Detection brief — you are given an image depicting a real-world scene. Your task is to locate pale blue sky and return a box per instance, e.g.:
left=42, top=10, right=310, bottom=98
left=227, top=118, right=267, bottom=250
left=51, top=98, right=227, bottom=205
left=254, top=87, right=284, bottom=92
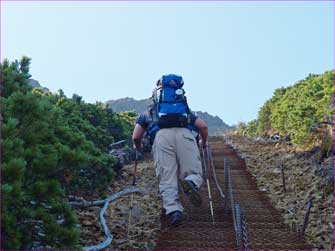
left=2, top=1, right=334, bottom=125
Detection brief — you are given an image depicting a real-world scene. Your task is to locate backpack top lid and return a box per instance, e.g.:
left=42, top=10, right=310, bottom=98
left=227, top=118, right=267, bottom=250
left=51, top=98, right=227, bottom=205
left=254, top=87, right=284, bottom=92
left=161, top=74, right=184, bottom=88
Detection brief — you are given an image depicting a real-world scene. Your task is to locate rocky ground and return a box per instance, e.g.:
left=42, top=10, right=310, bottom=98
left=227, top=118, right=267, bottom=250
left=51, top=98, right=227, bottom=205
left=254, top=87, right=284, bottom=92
left=228, top=135, right=334, bottom=250
left=73, top=158, right=162, bottom=250
left=72, top=136, right=333, bottom=250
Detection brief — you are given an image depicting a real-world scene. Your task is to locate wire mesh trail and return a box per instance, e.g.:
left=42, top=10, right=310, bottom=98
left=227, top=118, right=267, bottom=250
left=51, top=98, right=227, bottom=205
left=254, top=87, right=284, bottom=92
left=155, top=137, right=312, bottom=250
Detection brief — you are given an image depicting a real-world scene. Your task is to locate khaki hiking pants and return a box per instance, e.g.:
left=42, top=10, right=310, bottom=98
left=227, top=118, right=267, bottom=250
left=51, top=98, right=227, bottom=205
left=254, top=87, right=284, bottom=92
left=152, top=127, right=203, bottom=214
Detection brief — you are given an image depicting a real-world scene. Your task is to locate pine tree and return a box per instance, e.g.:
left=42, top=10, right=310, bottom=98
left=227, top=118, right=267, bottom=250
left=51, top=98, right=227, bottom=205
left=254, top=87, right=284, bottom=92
left=1, top=57, right=135, bottom=249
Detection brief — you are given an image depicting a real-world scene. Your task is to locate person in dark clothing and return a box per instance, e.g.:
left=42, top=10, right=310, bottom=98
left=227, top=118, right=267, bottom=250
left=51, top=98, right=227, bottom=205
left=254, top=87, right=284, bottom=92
left=132, top=74, right=208, bottom=226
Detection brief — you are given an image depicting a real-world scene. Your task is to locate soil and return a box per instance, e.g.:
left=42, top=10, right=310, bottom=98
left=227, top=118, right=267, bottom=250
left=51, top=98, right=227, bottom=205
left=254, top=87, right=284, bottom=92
left=74, top=159, right=162, bottom=250
left=228, top=135, right=334, bottom=250
left=73, top=135, right=334, bottom=250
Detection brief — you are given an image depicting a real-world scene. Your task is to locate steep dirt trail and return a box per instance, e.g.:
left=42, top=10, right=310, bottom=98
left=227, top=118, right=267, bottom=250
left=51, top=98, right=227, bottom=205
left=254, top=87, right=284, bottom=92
left=155, top=138, right=312, bottom=250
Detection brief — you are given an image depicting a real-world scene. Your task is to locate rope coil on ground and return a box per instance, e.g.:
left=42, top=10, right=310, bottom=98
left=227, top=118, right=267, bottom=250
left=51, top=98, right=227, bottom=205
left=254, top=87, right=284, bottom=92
left=70, top=186, right=141, bottom=251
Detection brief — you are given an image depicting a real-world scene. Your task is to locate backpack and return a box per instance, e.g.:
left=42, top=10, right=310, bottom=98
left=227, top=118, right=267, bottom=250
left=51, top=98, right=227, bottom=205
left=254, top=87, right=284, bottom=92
left=152, top=74, right=191, bottom=128
left=147, top=74, right=191, bottom=143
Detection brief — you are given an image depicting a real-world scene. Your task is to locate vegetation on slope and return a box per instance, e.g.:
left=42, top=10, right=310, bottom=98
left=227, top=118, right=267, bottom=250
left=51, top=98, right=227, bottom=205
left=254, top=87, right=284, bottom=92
left=237, top=70, right=334, bottom=152
left=1, top=57, right=136, bottom=249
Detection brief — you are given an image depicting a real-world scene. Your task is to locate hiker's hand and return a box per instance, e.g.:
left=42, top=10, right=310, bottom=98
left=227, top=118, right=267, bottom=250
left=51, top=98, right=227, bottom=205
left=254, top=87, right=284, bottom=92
left=133, top=143, right=141, bottom=151
left=199, top=139, right=208, bottom=148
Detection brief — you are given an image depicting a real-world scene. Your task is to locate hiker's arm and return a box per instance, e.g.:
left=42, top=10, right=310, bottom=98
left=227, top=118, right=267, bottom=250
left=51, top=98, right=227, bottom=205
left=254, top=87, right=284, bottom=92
left=195, top=118, right=208, bottom=145
left=132, top=124, right=145, bottom=150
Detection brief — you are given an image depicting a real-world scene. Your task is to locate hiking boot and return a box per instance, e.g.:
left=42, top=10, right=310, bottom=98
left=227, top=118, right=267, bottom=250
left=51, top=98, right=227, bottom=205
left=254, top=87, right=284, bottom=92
left=182, top=179, right=202, bottom=207
left=167, top=210, right=185, bottom=226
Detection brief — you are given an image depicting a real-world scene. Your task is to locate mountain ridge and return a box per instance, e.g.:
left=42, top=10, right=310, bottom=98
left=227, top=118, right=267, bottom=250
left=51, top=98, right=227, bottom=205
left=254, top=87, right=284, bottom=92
left=107, top=97, right=231, bottom=136
left=26, top=79, right=232, bottom=136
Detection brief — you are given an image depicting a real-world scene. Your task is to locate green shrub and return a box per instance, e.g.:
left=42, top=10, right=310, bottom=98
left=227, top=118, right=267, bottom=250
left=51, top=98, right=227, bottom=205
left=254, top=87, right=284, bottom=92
left=247, top=70, right=334, bottom=146
left=1, top=57, right=134, bottom=249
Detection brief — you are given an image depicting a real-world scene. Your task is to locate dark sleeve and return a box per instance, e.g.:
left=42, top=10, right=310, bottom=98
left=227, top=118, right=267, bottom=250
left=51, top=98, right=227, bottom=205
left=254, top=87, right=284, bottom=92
left=136, top=113, right=149, bottom=129
left=190, top=112, right=198, bottom=125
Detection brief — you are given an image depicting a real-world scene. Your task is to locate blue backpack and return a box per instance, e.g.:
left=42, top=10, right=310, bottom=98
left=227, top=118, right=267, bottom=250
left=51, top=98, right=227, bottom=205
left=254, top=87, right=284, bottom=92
left=147, top=74, right=191, bottom=142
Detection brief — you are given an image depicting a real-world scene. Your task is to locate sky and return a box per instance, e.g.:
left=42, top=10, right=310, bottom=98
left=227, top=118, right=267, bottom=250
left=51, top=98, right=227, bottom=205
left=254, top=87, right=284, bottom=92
left=2, top=1, right=334, bottom=125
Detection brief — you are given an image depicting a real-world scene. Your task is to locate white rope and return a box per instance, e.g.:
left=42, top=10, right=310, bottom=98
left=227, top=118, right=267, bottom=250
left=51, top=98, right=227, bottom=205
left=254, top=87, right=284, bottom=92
left=69, top=186, right=141, bottom=251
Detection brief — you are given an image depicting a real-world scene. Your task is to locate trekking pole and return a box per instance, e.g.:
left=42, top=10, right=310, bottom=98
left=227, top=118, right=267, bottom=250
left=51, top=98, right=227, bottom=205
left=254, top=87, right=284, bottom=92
left=127, top=150, right=138, bottom=237
left=208, top=144, right=225, bottom=200
left=201, top=144, right=215, bottom=224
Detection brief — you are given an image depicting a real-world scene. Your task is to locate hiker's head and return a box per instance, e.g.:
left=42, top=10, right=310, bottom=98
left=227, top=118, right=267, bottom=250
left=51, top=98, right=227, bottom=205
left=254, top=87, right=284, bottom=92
left=152, top=77, right=163, bottom=101
left=152, top=87, right=161, bottom=102
left=156, top=79, right=162, bottom=87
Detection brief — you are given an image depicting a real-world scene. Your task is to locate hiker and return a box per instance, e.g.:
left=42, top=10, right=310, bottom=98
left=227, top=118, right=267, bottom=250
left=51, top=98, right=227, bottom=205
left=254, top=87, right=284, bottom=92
left=132, top=74, right=208, bottom=226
